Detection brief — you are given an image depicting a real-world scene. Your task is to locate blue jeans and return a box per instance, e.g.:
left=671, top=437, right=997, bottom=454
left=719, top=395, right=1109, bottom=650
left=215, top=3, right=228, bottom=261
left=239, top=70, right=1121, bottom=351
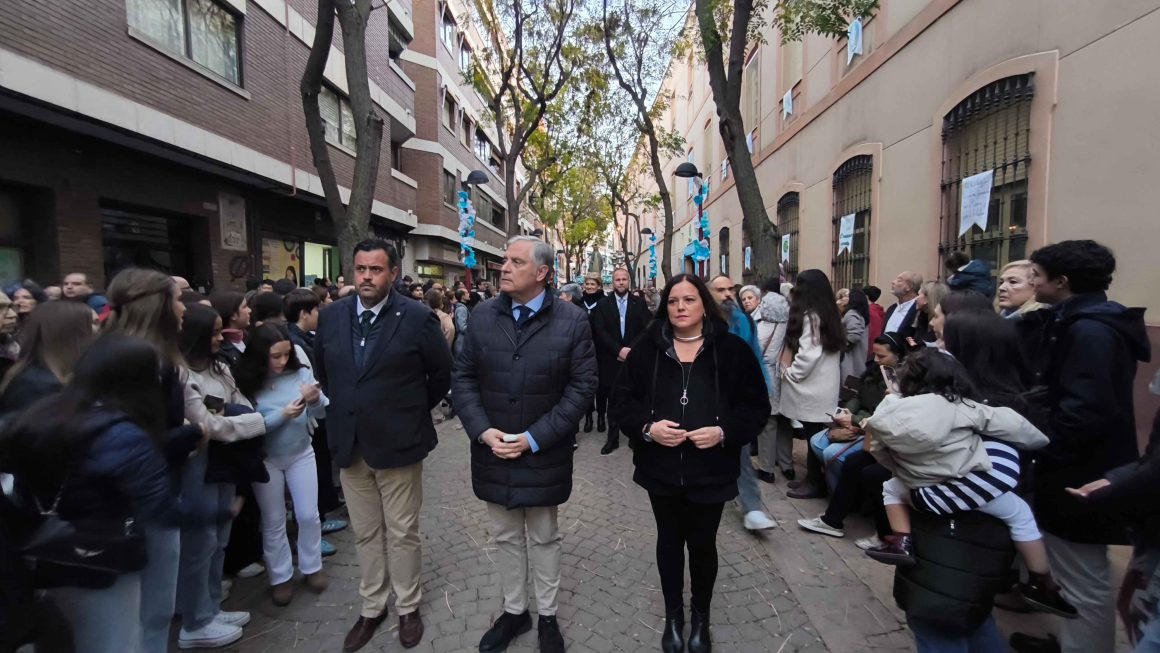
left=177, top=450, right=235, bottom=630
left=139, top=525, right=180, bottom=653
left=47, top=572, right=142, bottom=653
left=736, top=444, right=763, bottom=514
left=1139, top=615, right=1160, bottom=652
left=808, top=429, right=864, bottom=493
left=908, top=615, right=1007, bottom=653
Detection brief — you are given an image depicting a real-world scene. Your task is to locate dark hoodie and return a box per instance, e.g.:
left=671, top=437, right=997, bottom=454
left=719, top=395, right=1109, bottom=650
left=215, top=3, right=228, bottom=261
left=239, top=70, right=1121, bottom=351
left=947, top=259, right=996, bottom=298
left=1018, top=291, right=1151, bottom=543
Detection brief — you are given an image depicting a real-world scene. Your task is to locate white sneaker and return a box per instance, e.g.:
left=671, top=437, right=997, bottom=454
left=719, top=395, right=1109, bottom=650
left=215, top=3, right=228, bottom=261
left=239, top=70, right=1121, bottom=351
left=743, top=511, right=778, bottom=531
left=178, top=621, right=243, bottom=649
left=221, top=579, right=232, bottom=601
left=236, top=562, right=265, bottom=578
left=797, top=516, right=845, bottom=538
left=856, top=536, right=884, bottom=551
left=214, top=611, right=250, bottom=627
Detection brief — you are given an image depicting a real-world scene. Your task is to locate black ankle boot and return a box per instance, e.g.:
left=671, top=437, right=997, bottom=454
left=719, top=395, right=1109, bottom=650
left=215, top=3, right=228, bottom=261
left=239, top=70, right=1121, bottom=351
left=661, top=609, right=684, bottom=653
left=687, top=608, right=710, bottom=653
left=597, top=413, right=607, bottom=432
left=583, top=413, right=594, bottom=433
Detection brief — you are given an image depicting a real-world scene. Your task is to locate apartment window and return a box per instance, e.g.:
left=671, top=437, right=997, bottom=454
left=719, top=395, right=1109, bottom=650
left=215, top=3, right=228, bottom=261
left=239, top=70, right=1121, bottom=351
left=461, top=116, right=472, bottom=147
left=492, top=206, right=504, bottom=231
left=475, top=130, right=490, bottom=162
left=443, top=170, right=457, bottom=206
left=781, top=39, right=802, bottom=92
left=459, top=45, right=473, bottom=76
left=390, top=141, right=403, bottom=170
left=441, top=11, right=456, bottom=51
left=939, top=74, right=1034, bottom=273
left=742, top=53, right=759, bottom=129
left=319, top=86, right=357, bottom=150
left=443, top=95, right=456, bottom=130
left=475, top=193, right=492, bottom=225
left=776, top=192, right=800, bottom=281
left=831, top=155, right=873, bottom=290
left=127, top=0, right=241, bottom=85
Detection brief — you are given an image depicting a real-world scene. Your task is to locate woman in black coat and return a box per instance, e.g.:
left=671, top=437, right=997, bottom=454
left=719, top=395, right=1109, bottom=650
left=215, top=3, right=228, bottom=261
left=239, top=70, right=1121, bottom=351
left=611, top=274, right=769, bottom=653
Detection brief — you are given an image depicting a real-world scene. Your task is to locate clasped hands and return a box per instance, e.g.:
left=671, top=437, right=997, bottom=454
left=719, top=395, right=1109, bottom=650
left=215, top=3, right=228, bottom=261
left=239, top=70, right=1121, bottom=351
left=481, top=428, right=531, bottom=459
left=649, top=420, right=722, bottom=449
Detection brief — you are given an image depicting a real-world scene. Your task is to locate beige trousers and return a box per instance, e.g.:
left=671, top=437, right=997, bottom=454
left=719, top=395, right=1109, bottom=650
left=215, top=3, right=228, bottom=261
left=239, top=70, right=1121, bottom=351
left=486, top=503, right=562, bottom=616
left=340, top=456, right=423, bottom=617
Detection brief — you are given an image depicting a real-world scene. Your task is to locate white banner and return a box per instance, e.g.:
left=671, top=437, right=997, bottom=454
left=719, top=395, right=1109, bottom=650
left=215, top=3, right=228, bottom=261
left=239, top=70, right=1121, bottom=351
left=959, top=170, right=994, bottom=236
left=744, top=246, right=752, bottom=271
left=847, top=19, right=863, bottom=64
left=781, top=234, right=791, bottom=262
left=837, top=214, right=856, bottom=255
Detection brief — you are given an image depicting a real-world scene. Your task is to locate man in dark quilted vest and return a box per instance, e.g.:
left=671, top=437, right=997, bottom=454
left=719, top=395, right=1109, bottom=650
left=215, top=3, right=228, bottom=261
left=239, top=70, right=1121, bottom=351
left=452, top=236, right=597, bottom=653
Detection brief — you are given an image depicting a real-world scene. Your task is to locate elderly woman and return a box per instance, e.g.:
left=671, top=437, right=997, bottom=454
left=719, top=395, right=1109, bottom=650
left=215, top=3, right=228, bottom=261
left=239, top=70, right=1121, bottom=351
left=997, top=260, right=1045, bottom=319
left=557, top=283, right=583, bottom=304
left=744, top=281, right=791, bottom=484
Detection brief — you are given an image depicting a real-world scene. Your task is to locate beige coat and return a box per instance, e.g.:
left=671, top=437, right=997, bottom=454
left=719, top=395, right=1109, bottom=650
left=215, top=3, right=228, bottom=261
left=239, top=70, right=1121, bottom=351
left=779, top=313, right=841, bottom=423
left=865, top=393, right=1048, bottom=487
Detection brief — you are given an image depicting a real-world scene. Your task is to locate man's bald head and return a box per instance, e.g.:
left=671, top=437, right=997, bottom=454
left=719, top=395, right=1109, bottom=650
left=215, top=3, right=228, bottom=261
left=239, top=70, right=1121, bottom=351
left=890, top=271, right=923, bottom=300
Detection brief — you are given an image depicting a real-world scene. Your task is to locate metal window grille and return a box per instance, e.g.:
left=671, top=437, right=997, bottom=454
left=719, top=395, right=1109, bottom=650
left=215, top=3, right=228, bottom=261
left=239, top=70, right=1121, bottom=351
left=776, top=192, right=800, bottom=281
left=831, top=156, right=873, bottom=290
left=939, top=74, right=1033, bottom=274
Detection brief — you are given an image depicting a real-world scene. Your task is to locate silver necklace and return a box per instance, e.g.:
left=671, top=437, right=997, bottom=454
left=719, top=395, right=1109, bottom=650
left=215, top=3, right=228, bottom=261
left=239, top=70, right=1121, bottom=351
left=674, top=333, right=704, bottom=342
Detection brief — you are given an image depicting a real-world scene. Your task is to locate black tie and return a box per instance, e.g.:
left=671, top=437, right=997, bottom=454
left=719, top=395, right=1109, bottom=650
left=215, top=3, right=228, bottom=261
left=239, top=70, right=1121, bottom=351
left=359, top=310, right=374, bottom=342
left=514, top=305, right=530, bottom=328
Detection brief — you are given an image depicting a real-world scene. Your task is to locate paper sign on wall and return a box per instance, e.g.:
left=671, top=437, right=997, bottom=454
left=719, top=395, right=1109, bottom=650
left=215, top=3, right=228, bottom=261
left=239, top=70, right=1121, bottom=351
left=744, top=246, right=752, bottom=271
left=219, top=192, right=248, bottom=251
left=721, top=158, right=729, bottom=179
left=958, top=170, right=994, bottom=236
left=781, top=234, right=791, bottom=262
left=783, top=89, right=793, bottom=118
left=847, top=19, right=863, bottom=65
left=837, top=214, right=856, bottom=255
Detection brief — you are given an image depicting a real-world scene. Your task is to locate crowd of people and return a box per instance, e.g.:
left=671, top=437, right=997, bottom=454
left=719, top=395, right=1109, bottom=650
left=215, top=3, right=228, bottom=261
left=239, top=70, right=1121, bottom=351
left=0, top=236, right=1154, bottom=653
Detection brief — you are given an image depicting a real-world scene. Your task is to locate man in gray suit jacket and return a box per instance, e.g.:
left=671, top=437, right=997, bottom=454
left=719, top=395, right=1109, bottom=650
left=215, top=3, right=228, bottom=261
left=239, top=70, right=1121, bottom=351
left=314, top=239, right=452, bottom=652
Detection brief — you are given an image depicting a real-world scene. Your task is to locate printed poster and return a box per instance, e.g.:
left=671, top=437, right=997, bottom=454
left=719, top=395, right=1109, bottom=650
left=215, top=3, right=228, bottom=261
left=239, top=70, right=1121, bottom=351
left=781, top=234, right=791, bottom=262
left=262, top=237, right=301, bottom=286
left=837, top=214, right=855, bottom=255
left=218, top=192, right=247, bottom=251
left=959, top=170, right=994, bottom=236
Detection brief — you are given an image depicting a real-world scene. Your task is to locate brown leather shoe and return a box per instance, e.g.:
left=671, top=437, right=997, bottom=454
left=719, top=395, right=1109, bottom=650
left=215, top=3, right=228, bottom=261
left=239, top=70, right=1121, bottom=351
left=304, top=569, right=329, bottom=594
left=343, top=613, right=386, bottom=652
left=271, top=580, right=293, bottom=606
left=398, top=610, right=424, bottom=648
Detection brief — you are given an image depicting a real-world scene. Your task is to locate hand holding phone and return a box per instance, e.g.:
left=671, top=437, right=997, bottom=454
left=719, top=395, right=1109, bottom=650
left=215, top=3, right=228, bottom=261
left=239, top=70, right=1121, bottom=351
left=502, top=433, right=521, bottom=443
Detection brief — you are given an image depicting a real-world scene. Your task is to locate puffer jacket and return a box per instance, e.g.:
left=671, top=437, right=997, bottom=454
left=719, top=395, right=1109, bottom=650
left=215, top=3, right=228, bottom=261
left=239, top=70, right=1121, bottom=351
left=865, top=393, right=1047, bottom=487
left=947, top=259, right=996, bottom=298
left=453, top=292, right=598, bottom=508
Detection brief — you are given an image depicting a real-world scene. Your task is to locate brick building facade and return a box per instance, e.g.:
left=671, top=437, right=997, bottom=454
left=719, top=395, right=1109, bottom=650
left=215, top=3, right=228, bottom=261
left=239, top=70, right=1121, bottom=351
left=0, top=0, right=419, bottom=291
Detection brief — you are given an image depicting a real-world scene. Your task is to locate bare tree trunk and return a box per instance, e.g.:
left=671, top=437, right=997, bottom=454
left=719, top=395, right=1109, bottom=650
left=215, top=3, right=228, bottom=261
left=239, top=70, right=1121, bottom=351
left=301, top=0, right=384, bottom=281
left=694, top=0, right=779, bottom=284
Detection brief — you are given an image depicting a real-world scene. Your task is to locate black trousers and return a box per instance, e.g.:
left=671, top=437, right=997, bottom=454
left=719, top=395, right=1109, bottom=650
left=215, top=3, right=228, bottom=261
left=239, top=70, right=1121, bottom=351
left=312, top=420, right=341, bottom=518
left=223, top=482, right=263, bottom=575
left=783, top=419, right=828, bottom=491
left=648, top=493, right=725, bottom=614
left=821, top=449, right=892, bottom=536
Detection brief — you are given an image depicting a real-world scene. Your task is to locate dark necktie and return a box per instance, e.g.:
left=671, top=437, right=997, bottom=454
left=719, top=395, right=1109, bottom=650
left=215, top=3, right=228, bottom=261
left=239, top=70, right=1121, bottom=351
left=514, top=305, right=530, bottom=328
left=358, top=310, right=374, bottom=346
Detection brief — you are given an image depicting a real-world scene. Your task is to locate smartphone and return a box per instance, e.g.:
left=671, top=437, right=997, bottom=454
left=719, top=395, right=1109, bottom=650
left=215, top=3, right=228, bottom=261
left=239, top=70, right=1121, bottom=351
left=203, top=395, right=225, bottom=413
left=502, top=434, right=521, bottom=443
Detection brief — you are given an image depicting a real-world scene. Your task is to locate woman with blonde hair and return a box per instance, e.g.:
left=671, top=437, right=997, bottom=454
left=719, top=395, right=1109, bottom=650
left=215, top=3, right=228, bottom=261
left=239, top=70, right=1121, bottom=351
left=997, top=260, right=1046, bottom=319
left=913, top=281, right=949, bottom=344
left=104, top=268, right=266, bottom=652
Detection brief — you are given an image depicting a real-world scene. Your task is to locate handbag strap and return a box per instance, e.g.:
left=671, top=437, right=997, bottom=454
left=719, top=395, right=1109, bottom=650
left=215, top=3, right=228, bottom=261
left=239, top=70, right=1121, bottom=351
left=824, top=438, right=864, bottom=469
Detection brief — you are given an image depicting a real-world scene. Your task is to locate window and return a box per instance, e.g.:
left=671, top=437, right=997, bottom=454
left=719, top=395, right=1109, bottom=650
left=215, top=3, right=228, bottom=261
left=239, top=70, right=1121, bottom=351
left=388, top=20, right=408, bottom=59
left=719, top=226, right=730, bottom=278
left=475, top=193, right=492, bottom=225
left=939, top=74, right=1034, bottom=273
left=128, top=0, right=241, bottom=85
left=742, top=54, right=759, bottom=129
left=781, top=39, right=802, bottom=91
left=475, top=130, right=490, bottom=162
left=459, top=45, right=473, bottom=76
left=441, top=11, right=456, bottom=51
left=319, top=86, right=357, bottom=149
left=443, top=171, right=457, bottom=206
left=461, top=115, right=472, bottom=147
left=492, top=206, right=504, bottom=230
left=391, top=141, right=403, bottom=170
left=777, top=192, right=800, bottom=281
left=831, top=155, right=873, bottom=290
left=443, top=95, right=456, bottom=131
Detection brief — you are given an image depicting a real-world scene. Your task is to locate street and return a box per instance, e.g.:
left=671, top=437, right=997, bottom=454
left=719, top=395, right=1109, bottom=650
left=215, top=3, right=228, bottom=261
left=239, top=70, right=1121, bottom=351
left=193, top=416, right=1124, bottom=653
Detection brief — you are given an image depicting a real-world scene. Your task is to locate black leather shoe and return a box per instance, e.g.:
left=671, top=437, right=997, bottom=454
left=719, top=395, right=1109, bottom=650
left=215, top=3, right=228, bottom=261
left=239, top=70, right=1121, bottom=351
left=479, top=611, right=531, bottom=652
left=687, top=607, right=710, bottom=653
left=597, top=414, right=607, bottom=432
left=781, top=467, right=796, bottom=481
left=1009, top=632, right=1061, bottom=653
left=583, top=414, right=593, bottom=433
left=661, top=609, right=684, bottom=653
left=756, top=470, right=777, bottom=484
left=600, top=443, right=618, bottom=455
left=537, top=615, right=565, bottom=653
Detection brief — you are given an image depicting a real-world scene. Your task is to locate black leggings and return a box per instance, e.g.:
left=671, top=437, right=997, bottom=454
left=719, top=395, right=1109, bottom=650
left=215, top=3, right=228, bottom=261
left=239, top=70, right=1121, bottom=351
left=785, top=419, right=829, bottom=491
left=648, top=493, right=725, bottom=614
left=821, top=449, right=892, bottom=536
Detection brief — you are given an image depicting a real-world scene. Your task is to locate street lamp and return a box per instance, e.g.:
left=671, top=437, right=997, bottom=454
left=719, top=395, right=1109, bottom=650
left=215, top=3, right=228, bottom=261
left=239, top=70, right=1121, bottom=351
left=674, top=163, right=709, bottom=278
left=460, top=170, right=488, bottom=292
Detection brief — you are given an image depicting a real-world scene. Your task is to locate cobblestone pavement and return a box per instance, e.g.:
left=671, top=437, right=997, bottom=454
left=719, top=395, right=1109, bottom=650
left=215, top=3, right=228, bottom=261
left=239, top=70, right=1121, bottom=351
left=185, top=417, right=1051, bottom=653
